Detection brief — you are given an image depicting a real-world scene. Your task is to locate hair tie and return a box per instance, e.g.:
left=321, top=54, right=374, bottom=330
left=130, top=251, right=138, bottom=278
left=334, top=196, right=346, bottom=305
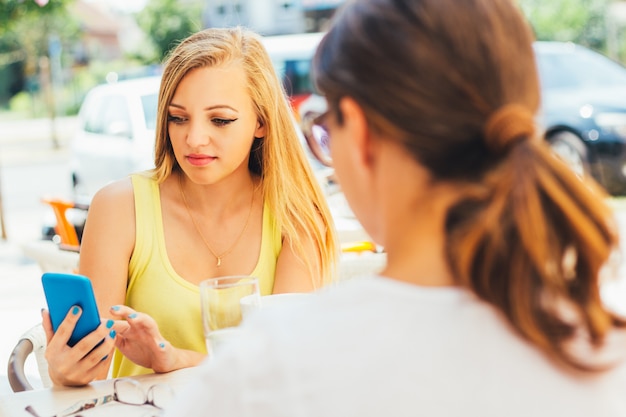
left=484, top=104, right=536, bottom=154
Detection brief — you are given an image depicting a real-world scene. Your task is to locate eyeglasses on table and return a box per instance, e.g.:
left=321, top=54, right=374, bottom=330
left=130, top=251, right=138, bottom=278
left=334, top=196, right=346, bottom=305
left=25, top=377, right=175, bottom=417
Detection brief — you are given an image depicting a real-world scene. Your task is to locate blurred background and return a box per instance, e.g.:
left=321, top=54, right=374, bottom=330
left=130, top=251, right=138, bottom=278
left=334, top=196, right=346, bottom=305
left=0, top=0, right=340, bottom=123
left=3, top=0, right=626, bottom=125
left=3, top=0, right=626, bottom=395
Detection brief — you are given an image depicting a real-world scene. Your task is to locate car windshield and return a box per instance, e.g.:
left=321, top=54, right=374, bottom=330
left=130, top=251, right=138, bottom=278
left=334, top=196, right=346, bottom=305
left=141, top=93, right=158, bottom=130
left=272, top=58, right=317, bottom=97
left=536, top=46, right=626, bottom=90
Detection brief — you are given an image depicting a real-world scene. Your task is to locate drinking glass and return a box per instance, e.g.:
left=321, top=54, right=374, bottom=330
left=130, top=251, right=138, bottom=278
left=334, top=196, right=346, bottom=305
left=199, top=275, right=260, bottom=355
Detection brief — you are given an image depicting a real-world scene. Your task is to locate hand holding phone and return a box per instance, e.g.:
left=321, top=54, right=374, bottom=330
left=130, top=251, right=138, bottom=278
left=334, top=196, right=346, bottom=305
left=41, top=272, right=101, bottom=347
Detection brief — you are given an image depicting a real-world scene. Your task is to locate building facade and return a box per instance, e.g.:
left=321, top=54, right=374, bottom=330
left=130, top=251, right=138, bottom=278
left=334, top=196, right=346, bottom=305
left=202, top=0, right=344, bottom=35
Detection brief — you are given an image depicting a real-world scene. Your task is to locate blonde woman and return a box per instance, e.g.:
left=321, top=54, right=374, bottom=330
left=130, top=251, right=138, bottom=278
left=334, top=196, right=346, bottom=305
left=42, top=27, right=338, bottom=386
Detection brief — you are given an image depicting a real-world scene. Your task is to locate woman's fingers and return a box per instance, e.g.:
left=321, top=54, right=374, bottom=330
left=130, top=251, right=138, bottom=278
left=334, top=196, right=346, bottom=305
left=41, top=309, right=54, bottom=343
left=112, top=319, right=130, bottom=334
left=43, top=309, right=119, bottom=386
left=49, top=307, right=114, bottom=353
left=48, top=305, right=83, bottom=347
left=72, top=318, right=116, bottom=355
left=109, top=304, right=138, bottom=319
left=108, top=305, right=174, bottom=371
left=110, top=305, right=158, bottom=332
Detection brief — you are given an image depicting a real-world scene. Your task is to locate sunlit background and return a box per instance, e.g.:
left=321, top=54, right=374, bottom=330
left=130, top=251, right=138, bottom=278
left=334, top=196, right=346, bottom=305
left=2, top=0, right=626, bottom=396
left=0, top=0, right=625, bottom=123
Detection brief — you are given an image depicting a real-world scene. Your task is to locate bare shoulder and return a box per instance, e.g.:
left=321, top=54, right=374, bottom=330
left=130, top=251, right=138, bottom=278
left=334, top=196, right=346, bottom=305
left=85, top=177, right=136, bottom=234
left=89, top=177, right=135, bottom=213
left=81, top=177, right=136, bottom=260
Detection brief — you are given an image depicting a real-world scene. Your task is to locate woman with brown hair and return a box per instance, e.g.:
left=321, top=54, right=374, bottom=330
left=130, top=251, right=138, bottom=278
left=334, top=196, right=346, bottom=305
left=168, top=0, right=626, bottom=415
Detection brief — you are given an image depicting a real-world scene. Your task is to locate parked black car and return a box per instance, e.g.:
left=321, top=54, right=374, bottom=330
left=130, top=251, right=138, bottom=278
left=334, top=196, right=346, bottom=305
left=536, top=41, right=626, bottom=195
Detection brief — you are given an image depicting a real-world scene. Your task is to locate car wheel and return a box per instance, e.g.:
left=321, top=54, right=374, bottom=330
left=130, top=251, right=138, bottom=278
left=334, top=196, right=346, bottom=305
left=547, top=131, right=590, bottom=178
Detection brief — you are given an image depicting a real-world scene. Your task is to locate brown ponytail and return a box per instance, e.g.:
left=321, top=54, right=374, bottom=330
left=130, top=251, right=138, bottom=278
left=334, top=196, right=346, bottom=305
left=446, top=123, right=623, bottom=370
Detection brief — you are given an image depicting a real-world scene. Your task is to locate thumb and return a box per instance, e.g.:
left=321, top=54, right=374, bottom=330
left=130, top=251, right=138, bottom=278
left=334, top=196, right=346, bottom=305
left=41, top=308, right=54, bottom=343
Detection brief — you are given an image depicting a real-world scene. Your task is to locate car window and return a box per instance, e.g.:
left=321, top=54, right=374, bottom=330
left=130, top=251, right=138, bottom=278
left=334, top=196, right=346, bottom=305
left=537, top=47, right=626, bottom=90
left=141, top=93, right=158, bottom=130
left=83, top=94, right=132, bottom=137
left=275, top=59, right=316, bottom=97
left=101, top=95, right=132, bottom=137
left=83, top=95, right=106, bottom=134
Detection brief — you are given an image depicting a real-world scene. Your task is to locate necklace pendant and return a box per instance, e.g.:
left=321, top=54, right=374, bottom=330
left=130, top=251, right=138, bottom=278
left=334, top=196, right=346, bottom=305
left=216, top=257, right=222, bottom=267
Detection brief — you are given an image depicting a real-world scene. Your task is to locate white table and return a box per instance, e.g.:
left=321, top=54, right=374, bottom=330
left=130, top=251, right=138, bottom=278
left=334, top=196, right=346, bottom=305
left=20, top=241, right=79, bottom=274
left=0, top=367, right=200, bottom=417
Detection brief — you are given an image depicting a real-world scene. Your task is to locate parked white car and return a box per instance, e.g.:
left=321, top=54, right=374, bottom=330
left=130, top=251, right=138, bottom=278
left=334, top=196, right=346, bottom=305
left=70, top=76, right=161, bottom=203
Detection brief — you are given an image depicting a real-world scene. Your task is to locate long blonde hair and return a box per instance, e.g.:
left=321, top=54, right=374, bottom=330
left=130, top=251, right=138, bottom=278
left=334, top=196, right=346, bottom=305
left=153, top=27, right=338, bottom=287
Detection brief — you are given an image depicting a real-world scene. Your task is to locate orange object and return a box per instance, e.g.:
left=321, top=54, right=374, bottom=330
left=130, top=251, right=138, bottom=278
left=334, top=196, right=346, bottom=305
left=41, top=198, right=81, bottom=248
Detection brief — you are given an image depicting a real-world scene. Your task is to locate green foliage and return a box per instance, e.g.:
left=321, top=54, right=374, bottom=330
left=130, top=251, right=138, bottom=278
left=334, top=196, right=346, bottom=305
left=0, top=0, right=70, bottom=35
left=135, top=0, right=204, bottom=62
left=0, top=0, right=79, bottom=78
left=9, top=91, right=40, bottom=116
left=10, top=9, right=80, bottom=76
left=518, top=0, right=611, bottom=50
left=0, top=0, right=79, bottom=112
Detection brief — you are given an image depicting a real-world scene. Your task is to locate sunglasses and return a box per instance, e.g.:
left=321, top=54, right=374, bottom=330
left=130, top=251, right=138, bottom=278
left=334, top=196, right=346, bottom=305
left=302, top=111, right=333, bottom=167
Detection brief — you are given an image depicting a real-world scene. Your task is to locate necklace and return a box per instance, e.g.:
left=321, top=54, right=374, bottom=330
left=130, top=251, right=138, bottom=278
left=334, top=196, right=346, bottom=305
left=178, top=174, right=254, bottom=267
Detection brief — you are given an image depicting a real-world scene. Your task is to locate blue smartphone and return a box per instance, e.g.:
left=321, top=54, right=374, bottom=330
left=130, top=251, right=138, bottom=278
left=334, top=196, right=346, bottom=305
left=41, top=272, right=101, bottom=347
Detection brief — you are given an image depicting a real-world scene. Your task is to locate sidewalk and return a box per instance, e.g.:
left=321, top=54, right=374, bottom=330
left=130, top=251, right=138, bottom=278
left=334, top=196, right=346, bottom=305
left=0, top=116, right=76, bottom=395
left=0, top=116, right=74, bottom=167
left=0, top=241, right=47, bottom=395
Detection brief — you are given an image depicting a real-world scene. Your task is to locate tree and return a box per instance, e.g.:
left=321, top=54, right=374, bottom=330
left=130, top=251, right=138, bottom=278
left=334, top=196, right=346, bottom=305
left=135, top=0, right=204, bottom=62
left=0, top=0, right=77, bottom=86
left=0, top=0, right=70, bottom=35
left=518, top=0, right=611, bottom=50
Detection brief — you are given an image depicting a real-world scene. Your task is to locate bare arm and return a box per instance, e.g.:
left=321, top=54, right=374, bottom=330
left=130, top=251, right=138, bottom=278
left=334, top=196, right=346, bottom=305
left=79, top=178, right=136, bottom=320
left=272, top=229, right=322, bottom=293
left=43, top=179, right=135, bottom=385
left=79, top=179, right=136, bottom=380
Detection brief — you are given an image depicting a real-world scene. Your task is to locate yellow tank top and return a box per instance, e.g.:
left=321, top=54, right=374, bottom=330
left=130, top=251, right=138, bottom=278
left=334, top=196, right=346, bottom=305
left=112, top=172, right=282, bottom=377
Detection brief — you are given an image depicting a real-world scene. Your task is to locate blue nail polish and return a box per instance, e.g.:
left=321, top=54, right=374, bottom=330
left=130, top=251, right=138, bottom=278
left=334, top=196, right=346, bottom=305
left=111, top=306, right=120, bottom=311
left=72, top=306, right=80, bottom=315
left=109, top=330, right=116, bottom=338
left=106, top=319, right=114, bottom=329
left=129, top=313, right=137, bottom=319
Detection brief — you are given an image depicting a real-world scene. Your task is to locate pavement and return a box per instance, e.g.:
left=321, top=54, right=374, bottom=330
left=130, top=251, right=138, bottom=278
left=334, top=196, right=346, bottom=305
left=0, top=115, right=625, bottom=397
left=0, top=116, right=76, bottom=395
left=0, top=242, right=47, bottom=394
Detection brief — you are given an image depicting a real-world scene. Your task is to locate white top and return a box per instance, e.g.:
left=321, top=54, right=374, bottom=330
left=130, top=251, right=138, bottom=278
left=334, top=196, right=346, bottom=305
left=166, top=276, right=626, bottom=417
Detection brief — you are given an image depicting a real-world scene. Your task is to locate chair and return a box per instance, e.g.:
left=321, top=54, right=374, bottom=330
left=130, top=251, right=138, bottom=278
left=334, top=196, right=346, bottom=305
left=7, top=324, right=52, bottom=392
left=20, top=240, right=80, bottom=274
left=41, top=197, right=89, bottom=251
left=20, top=197, right=84, bottom=274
